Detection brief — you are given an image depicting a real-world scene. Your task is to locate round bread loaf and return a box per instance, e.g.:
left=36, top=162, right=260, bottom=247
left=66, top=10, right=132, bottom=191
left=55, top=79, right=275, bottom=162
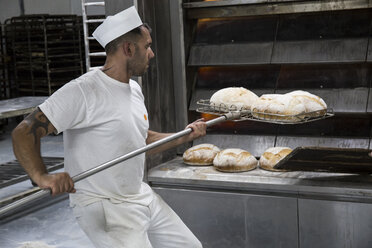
left=286, top=90, right=327, bottom=117
left=213, top=148, right=257, bottom=172
left=251, top=90, right=327, bottom=122
left=183, top=143, right=220, bottom=166
left=259, top=147, right=292, bottom=172
left=210, top=87, right=258, bottom=111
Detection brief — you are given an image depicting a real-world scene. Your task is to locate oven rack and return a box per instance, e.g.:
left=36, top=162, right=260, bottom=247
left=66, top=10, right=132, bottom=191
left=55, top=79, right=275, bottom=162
left=196, top=99, right=334, bottom=124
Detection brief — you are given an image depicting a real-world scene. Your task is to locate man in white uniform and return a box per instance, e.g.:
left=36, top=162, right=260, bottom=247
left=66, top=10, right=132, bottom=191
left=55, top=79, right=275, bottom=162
left=12, top=6, right=205, bottom=248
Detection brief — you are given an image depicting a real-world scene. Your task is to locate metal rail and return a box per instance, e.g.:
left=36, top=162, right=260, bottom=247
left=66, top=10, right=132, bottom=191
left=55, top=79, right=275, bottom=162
left=185, top=0, right=372, bottom=19
left=0, top=157, right=64, bottom=189
left=183, top=0, right=371, bottom=9
left=0, top=96, right=47, bottom=119
left=0, top=113, right=244, bottom=218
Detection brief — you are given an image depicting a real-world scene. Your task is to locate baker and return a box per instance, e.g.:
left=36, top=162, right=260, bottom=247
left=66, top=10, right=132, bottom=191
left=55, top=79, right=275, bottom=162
left=12, top=6, right=205, bottom=248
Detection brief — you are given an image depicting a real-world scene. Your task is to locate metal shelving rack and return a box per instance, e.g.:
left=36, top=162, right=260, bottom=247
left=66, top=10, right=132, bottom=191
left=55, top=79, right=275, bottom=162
left=0, top=23, right=8, bottom=132
left=0, top=23, right=8, bottom=100
left=3, top=21, right=14, bottom=99
left=4, top=15, right=83, bottom=96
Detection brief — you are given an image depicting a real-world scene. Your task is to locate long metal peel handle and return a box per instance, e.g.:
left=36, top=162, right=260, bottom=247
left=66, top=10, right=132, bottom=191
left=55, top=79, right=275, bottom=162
left=0, top=115, right=230, bottom=218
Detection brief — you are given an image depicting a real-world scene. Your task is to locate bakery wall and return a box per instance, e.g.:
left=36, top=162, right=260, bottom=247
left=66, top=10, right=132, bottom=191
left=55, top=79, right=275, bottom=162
left=140, top=0, right=189, bottom=170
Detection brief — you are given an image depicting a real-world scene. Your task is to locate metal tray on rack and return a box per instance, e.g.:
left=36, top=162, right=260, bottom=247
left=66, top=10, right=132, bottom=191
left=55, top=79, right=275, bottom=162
left=196, top=99, right=334, bottom=124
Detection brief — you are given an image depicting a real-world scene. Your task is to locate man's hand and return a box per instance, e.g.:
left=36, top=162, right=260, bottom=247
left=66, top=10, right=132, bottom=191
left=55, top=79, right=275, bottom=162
left=185, top=118, right=207, bottom=142
left=35, top=172, right=76, bottom=196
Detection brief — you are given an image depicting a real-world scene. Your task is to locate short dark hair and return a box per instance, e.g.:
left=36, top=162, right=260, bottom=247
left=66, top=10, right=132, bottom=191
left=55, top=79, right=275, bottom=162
left=105, top=23, right=152, bottom=55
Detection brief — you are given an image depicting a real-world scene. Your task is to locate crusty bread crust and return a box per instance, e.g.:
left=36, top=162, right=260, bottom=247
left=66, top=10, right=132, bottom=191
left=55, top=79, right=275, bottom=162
left=213, top=148, right=258, bottom=172
left=259, top=147, right=292, bottom=172
left=210, top=87, right=258, bottom=111
left=251, top=91, right=327, bottom=122
left=183, top=144, right=220, bottom=166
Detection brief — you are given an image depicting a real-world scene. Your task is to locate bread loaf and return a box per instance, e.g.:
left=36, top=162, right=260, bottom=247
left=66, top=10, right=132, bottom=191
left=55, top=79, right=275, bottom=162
left=259, top=147, right=292, bottom=172
left=183, top=143, right=220, bottom=166
left=251, top=90, right=327, bottom=122
left=213, top=148, right=257, bottom=172
left=210, top=87, right=258, bottom=111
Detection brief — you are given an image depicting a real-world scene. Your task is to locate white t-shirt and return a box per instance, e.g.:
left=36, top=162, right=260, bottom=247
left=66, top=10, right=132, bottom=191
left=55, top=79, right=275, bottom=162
left=39, top=69, right=153, bottom=206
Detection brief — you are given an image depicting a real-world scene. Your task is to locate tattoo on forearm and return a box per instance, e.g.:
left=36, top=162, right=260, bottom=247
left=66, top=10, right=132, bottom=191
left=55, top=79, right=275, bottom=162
left=26, top=109, right=51, bottom=144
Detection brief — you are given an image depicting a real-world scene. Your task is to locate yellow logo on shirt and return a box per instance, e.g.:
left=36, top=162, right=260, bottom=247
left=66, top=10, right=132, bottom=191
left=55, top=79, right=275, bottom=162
left=144, top=114, right=147, bottom=121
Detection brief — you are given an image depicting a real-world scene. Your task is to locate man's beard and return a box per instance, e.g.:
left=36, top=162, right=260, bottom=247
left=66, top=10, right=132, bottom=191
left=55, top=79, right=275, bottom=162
left=129, top=57, right=148, bottom=76
left=131, top=66, right=148, bottom=77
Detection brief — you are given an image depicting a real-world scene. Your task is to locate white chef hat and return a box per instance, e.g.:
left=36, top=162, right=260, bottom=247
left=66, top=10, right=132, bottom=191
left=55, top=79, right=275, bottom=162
left=92, top=6, right=143, bottom=48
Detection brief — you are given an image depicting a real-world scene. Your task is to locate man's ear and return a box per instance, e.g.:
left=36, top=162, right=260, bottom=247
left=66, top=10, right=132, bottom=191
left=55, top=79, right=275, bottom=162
left=122, top=42, right=134, bottom=57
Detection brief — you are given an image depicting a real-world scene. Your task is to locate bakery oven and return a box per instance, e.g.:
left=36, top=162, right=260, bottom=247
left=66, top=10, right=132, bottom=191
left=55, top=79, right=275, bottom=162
left=107, top=1, right=372, bottom=247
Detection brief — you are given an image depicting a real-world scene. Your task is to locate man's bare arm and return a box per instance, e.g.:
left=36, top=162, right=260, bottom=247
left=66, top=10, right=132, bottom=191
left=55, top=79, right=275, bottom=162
left=12, top=108, right=75, bottom=195
left=146, top=119, right=206, bottom=155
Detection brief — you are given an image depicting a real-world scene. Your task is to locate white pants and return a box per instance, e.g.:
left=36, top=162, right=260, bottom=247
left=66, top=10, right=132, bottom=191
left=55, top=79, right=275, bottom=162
left=72, top=193, right=203, bottom=248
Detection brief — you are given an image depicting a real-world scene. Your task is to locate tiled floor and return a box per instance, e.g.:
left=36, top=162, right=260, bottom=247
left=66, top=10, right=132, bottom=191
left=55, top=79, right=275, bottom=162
left=0, top=119, right=93, bottom=248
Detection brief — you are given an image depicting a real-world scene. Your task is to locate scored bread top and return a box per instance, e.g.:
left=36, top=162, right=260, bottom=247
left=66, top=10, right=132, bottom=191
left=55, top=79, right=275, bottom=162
left=210, top=87, right=258, bottom=110
left=251, top=90, right=327, bottom=119
left=251, top=94, right=306, bottom=116
left=183, top=143, right=220, bottom=165
left=213, top=148, right=257, bottom=167
left=286, top=90, right=327, bottom=112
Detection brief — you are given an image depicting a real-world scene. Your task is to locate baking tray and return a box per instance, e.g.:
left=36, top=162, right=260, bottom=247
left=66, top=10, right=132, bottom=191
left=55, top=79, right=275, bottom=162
left=274, top=147, right=372, bottom=173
